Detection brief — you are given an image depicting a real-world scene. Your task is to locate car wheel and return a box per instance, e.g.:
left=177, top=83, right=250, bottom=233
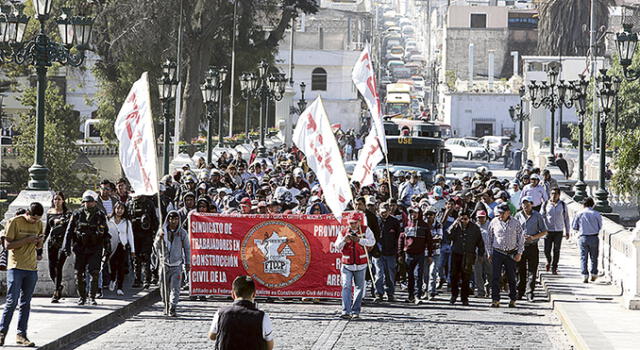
left=490, top=151, right=498, bottom=161
left=467, top=152, right=473, bottom=161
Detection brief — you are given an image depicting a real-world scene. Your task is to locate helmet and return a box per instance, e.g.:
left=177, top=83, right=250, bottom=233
left=393, top=170, right=405, bottom=178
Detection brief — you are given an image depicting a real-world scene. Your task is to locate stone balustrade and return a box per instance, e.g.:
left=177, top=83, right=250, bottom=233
left=583, top=180, right=640, bottom=221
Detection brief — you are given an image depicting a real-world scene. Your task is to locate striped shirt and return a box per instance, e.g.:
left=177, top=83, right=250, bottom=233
left=486, top=216, right=525, bottom=257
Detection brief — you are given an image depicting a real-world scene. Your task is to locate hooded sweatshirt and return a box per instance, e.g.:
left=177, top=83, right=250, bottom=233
left=398, top=212, right=433, bottom=257
left=154, top=210, right=191, bottom=267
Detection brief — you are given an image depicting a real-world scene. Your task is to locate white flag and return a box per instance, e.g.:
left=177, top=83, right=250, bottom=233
left=351, top=45, right=386, bottom=186
left=114, top=72, right=159, bottom=196
left=293, top=97, right=353, bottom=219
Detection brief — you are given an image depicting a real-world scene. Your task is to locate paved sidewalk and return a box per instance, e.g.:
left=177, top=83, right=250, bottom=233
left=539, top=236, right=640, bottom=350
left=0, top=287, right=158, bottom=349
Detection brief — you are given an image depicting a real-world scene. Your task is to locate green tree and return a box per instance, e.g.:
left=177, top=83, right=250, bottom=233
left=11, top=82, right=97, bottom=195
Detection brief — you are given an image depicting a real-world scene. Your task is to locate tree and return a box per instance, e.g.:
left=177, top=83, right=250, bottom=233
left=11, top=82, right=97, bottom=196
left=90, top=0, right=319, bottom=143
left=537, top=0, right=613, bottom=56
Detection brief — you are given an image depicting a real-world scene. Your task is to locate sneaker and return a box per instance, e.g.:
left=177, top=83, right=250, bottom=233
left=490, top=301, right=500, bottom=308
left=169, top=308, right=177, bottom=317
left=387, top=295, right=395, bottom=302
left=0, top=331, right=5, bottom=346
left=462, top=300, right=469, bottom=306
left=552, top=269, right=558, bottom=275
left=583, top=276, right=589, bottom=283
left=117, top=289, right=125, bottom=296
left=449, top=299, right=456, bottom=305
left=590, top=275, right=598, bottom=282
left=51, top=290, right=60, bottom=304
left=143, top=283, right=150, bottom=290
left=414, top=298, right=422, bottom=305
left=373, top=295, right=382, bottom=303
left=77, top=298, right=86, bottom=305
left=350, top=314, right=360, bottom=319
left=405, top=297, right=415, bottom=303
left=527, top=294, right=534, bottom=302
left=545, top=263, right=550, bottom=272
left=509, top=300, right=517, bottom=308
left=15, top=334, right=35, bottom=347
left=89, top=297, right=98, bottom=306
left=109, top=281, right=116, bottom=292
left=339, top=313, right=351, bottom=320
left=437, top=280, right=444, bottom=289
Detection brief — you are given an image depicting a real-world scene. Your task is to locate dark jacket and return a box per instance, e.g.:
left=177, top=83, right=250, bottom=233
left=398, top=213, right=434, bottom=257
left=377, top=215, right=401, bottom=256
left=63, top=207, right=110, bottom=255
left=214, top=300, right=266, bottom=350
left=448, top=220, right=484, bottom=256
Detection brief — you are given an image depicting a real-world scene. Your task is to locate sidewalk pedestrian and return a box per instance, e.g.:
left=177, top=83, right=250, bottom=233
left=107, top=201, right=135, bottom=296
left=448, top=210, right=484, bottom=305
left=154, top=210, right=191, bottom=316
left=571, top=197, right=603, bottom=283
left=0, top=202, right=45, bottom=347
left=208, top=276, right=274, bottom=350
left=473, top=210, right=492, bottom=298
left=515, top=196, right=548, bottom=302
left=520, top=174, right=548, bottom=212
left=541, top=188, right=570, bottom=275
left=487, top=203, right=524, bottom=308
left=43, top=192, right=71, bottom=303
left=398, top=207, right=433, bottom=304
left=335, top=215, right=375, bottom=318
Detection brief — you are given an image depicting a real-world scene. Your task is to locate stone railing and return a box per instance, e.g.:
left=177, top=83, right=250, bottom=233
left=561, top=193, right=640, bottom=309
left=584, top=180, right=640, bottom=221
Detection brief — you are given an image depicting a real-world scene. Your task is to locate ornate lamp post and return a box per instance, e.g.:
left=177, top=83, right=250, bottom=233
left=201, top=67, right=220, bottom=163
left=252, top=60, right=287, bottom=158
left=297, top=81, right=307, bottom=112
left=528, top=64, right=575, bottom=167
left=240, top=72, right=258, bottom=143
left=615, top=24, right=639, bottom=81
left=0, top=2, right=93, bottom=190
left=214, top=67, right=227, bottom=148
left=157, top=60, right=179, bottom=175
left=508, top=86, right=529, bottom=143
left=592, top=69, right=619, bottom=213
left=571, top=75, right=589, bottom=202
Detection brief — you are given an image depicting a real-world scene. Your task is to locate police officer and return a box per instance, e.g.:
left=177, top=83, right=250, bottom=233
left=127, top=194, right=159, bottom=289
left=63, top=193, right=110, bottom=305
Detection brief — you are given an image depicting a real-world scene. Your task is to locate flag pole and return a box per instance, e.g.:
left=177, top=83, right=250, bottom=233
left=156, top=193, right=170, bottom=316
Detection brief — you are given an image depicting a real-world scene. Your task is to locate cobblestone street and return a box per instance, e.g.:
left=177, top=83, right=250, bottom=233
left=68, top=288, right=572, bottom=350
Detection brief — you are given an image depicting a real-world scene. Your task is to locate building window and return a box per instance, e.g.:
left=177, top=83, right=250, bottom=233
left=470, top=14, right=487, bottom=29
left=311, top=67, right=327, bottom=91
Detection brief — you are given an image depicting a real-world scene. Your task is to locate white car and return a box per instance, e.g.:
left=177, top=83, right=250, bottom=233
left=411, top=76, right=425, bottom=89
left=445, top=138, right=486, bottom=160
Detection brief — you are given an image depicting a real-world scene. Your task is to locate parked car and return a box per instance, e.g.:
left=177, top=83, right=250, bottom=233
left=477, top=136, right=511, bottom=160
left=411, top=75, right=425, bottom=89
left=445, top=138, right=486, bottom=160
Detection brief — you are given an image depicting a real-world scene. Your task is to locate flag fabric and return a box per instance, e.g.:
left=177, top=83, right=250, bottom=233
left=351, top=44, right=387, bottom=186
left=114, top=72, right=159, bottom=196
left=293, top=97, right=353, bottom=219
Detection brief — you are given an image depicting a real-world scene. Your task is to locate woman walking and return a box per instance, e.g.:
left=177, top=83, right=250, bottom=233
left=43, top=192, right=71, bottom=303
left=107, top=202, right=135, bottom=296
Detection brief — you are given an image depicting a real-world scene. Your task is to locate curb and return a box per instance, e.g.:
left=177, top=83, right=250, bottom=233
left=37, top=288, right=160, bottom=350
left=539, top=274, right=587, bottom=350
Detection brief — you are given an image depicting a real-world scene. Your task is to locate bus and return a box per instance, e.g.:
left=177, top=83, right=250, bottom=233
left=385, top=83, right=412, bottom=118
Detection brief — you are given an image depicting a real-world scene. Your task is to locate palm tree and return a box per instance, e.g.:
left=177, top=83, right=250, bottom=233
left=537, top=0, right=613, bottom=56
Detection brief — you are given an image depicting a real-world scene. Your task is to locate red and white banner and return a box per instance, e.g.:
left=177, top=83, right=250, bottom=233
left=188, top=213, right=363, bottom=298
left=351, top=45, right=387, bottom=186
left=293, top=97, right=353, bottom=219
left=114, top=72, right=159, bottom=196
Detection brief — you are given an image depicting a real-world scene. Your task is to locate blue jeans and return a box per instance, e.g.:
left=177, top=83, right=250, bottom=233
left=341, top=267, right=366, bottom=315
left=405, top=253, right=425, bottom=298
left=491, top=250, right=517, bottom=302
left=440, top=244, right=452, bottom=283
left=579, top=235, right=599, bottom=276
left=428, top=252, right=442, bottom=295
left=372, top=256, right=396, bottom=297
left=0, top=269, right=38, bottom=335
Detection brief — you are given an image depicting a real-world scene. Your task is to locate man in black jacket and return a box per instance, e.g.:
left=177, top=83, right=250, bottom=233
left=372, top=205, right=401, bottom=302
left=448, top=210, right=484, bottom=305
left=208, top=276, right=274, bottom=350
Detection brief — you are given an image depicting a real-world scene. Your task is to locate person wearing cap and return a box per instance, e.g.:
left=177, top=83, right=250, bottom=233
left=508, top=182, right=522, bottom=209
left=398, top=207, right=433, bottom=304
left=372, top=205, right=401, bottom=302
left=154, top=210, right=190, bottom=316
left=398, top=173, right=419, bottom=207
left=541, top=187, right=570, bottom=275
left=292, top=168, right=310, bottom=191
left=63, top=193, right=110, bottom=306
left=239, top=197, right=252, bottom=214
left=256, top=201, right=268, bottom=214
left=335, top=215, right=375, bottom=319
left=447, top=210, right=484, bottom=305
left=571, top=197, right=602, bottom=283
left=473, top=210, right=492, bottom=298
left=514, top=196, right=548, bottom=301
left=473, top=190, right=496, bottom=220
left=520, top=174, right=548, bottom=212
left=494, top=191, right=516, bottom=215
left=486, top=202, right=524, bottom=308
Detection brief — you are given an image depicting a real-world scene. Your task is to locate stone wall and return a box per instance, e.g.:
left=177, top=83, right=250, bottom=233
left=444, top=28, right=509, bottom=81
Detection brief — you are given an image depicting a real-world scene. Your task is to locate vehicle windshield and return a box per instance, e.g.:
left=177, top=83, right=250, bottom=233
left=386, top=103, right=410, bottom=115
left=466, top=141, right=480, bottom=147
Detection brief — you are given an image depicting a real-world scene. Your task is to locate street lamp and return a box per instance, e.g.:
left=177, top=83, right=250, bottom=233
left=297, top=82, right=307, bottom=112
left=249, top=60, right=287, bottom=158
left=214, top=67, right=227, bottom=148
left=528, top=63, right=575, bottom=167
left=571, top=74, right=589, bottom=202
left=592, top=69, right=620, bottom=213
left=509, top=86, right=530, bottom=143
left=158, top=59, right=179, bottom=175
left=615, top=24, right=640, bottom=81
left=0, top=3, right=93, bottom=190
left=240, top=72, right=258, bottom=143
left=201, top=67, right=220, bottom=163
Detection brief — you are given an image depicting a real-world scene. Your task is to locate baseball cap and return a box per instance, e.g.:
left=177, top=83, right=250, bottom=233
left=530, top=174, right=541, bottom=180
left=240, top=197, right=251, bottom=205
left=81, top=195, right=95, bottom=203
left=521, top=196, right=534, bottom=203
left=476, top=210, right=487, bottom=217
left=495, top=203, right=510, bottom=214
